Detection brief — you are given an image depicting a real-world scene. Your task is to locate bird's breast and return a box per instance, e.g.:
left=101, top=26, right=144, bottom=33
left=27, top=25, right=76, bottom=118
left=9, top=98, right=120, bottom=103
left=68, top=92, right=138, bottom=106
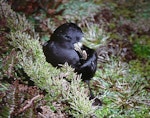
left=49, top=42, right=80, bottom=67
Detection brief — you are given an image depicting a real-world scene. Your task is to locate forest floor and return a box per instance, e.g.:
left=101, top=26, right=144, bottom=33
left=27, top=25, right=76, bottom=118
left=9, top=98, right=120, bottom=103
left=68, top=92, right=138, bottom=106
left=0, top=0, right=150, bottom=117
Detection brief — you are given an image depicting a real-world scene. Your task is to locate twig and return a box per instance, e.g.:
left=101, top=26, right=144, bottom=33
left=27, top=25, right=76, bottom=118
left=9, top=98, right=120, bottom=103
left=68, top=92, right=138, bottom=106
left=15, top=94, right=44, bottom=116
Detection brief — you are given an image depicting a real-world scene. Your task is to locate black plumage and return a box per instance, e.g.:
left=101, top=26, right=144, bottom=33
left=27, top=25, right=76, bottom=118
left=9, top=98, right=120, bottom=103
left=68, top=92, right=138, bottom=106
left=43, top=23, right=97, bottom=81
left=43, top=23, right=97, bottom=99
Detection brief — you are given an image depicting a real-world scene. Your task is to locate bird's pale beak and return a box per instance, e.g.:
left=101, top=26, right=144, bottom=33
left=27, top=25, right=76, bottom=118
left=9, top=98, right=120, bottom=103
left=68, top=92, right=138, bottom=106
left=74, top=42, right=87, bottom=60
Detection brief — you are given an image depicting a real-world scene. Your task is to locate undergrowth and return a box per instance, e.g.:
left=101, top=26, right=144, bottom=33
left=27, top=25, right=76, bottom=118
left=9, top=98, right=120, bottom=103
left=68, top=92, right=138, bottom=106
left=94, top=58, right=150, bottom=117
left=0, top=1, right=95, bottom=117
left=0, top=0, right=150, bottom=117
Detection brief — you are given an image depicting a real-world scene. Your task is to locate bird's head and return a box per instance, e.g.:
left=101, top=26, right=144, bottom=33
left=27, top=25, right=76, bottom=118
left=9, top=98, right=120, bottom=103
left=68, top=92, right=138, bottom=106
left=50, top=23, right=83, bottom=48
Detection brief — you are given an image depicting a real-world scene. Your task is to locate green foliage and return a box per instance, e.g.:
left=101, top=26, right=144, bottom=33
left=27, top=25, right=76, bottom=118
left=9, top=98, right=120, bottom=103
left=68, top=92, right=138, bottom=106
left=129, top=60, right=150, bottom=79
left=0, top=83, right=9, bottom=92
left=68, top=76, right=94, bottom=117
left=58, top=0, right=99, bottom=21
left=133, top=43, right=150, bottom=59
left=95, top=58, right=150, bottom=117
left=131, top=34, right=150, bottom=59
left=82, top=23, right=109, bottom=49
left=134, top=1, right=150, bottom=19
left=10, top=23, right=93, bottom=118
left=0, top=2, right=33, bottom=32
left=0, top=1, right=94, bottom=117
left=95, top=106, right=110, bottom=117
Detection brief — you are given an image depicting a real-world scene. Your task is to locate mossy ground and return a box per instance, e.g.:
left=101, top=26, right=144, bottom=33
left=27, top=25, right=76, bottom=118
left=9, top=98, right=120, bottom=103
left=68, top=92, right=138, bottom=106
left=0, top=0, right=150, bottom=117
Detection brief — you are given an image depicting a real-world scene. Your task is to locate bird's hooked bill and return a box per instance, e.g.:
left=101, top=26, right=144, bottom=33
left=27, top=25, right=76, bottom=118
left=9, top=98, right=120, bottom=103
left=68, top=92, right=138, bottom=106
left=74, top=42, right=87, bottom=60
left=74, top=42, right=83, bottom=49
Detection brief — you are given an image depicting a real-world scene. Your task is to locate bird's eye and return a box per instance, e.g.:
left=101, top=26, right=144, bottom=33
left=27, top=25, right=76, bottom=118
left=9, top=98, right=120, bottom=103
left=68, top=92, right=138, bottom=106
left=64, top=35, right=71, bottom=41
